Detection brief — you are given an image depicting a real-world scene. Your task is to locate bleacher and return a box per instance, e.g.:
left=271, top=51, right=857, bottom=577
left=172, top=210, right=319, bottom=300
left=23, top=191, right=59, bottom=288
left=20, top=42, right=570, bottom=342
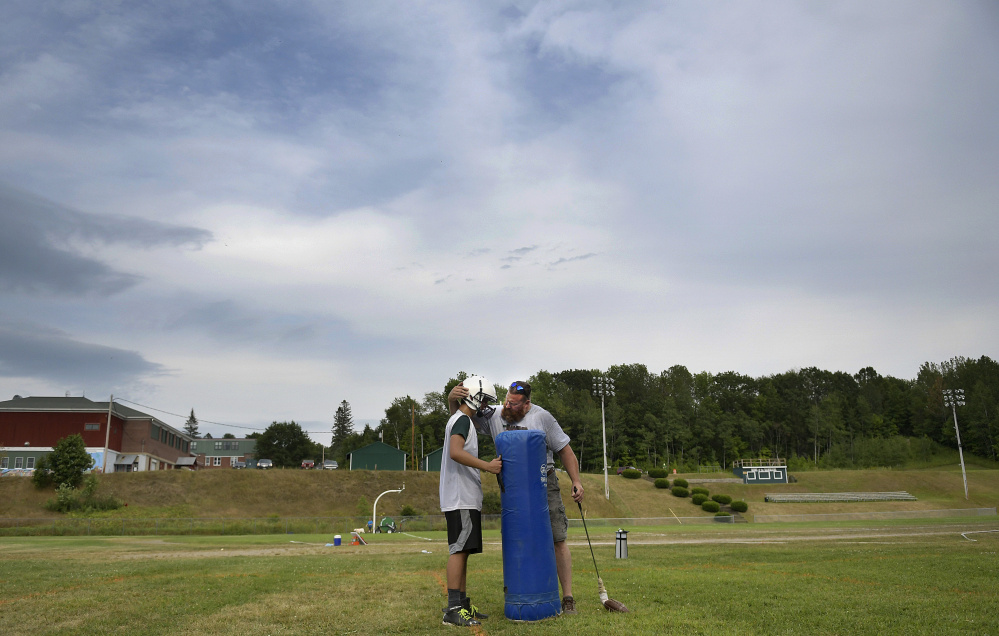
left=764, top=491, right=917, bottom=503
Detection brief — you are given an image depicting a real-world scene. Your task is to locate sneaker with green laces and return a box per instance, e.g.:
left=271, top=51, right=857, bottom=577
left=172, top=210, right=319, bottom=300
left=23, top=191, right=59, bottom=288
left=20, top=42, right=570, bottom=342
left=464, top=598, right=488, bottom=620
left=442, top=606, right=481, bottom=627
left=440, top=599, right=488, bottom=619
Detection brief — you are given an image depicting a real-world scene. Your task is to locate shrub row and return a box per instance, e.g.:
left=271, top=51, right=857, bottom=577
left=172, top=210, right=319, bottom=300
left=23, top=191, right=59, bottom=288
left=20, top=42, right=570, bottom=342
left=664, top=481, right=749, bottom=514
left=621, top=469, right=642, bottom=479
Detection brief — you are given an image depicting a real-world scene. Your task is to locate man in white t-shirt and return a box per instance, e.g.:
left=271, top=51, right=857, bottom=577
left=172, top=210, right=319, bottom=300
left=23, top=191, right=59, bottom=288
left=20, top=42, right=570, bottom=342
left=440, top=376, right=502, bottom=627
left=449, top=379, right=584, bottom=615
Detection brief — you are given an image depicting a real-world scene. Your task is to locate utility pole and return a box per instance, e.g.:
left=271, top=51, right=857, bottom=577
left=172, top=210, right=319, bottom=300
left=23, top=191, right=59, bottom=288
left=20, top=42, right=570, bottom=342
left=102, top=395, right=113, bottom=473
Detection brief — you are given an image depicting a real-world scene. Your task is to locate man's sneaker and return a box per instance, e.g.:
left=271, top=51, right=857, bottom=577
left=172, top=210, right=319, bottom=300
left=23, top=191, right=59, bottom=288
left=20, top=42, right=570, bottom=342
left=442, top=606, right=481, bottom=627
left=561, top=595, right=577, bottom=615
left=464, top=598, right=488, bottom=620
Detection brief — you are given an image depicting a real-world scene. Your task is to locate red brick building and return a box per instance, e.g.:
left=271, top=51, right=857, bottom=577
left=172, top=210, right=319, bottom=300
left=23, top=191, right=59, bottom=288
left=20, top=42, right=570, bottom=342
left=0, top=396, right=196, bottom=472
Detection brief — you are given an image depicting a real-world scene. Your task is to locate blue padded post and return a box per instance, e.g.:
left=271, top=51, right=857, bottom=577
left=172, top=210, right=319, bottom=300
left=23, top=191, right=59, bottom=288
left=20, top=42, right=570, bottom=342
left=496, top=429, right=560, bottom=621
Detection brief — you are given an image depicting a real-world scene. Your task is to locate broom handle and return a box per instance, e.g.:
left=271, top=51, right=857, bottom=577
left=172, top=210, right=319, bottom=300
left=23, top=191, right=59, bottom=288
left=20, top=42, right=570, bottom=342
left=577, top=500, right=603, bottom=581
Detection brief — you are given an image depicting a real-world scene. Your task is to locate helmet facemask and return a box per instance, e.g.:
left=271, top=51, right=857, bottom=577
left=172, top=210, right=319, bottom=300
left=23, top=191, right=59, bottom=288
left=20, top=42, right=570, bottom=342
left=474, top=395, right=495, bottom=418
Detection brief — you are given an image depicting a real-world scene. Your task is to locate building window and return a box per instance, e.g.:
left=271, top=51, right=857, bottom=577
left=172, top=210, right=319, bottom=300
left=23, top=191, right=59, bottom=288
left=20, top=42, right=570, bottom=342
left=85, top=423, right=100, bottom=431
left=14, top=457, right=23, bottom=469
left=0, top=457, right=8, bottom=469
left=215, top=441, right=223, bottom=450
left=190, top=442, right=198, bottom=451
left=26, top=457, right=35, bottom=469
left=151, top=425, right=160, bottom=440
left=213, top=457, right=221, bottom=466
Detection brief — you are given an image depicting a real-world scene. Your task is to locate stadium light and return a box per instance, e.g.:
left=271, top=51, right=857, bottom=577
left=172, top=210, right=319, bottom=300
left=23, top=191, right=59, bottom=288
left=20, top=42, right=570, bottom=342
left=592, top=376, right=615, bottom=501
left=942, top=389, right=969, bottom=500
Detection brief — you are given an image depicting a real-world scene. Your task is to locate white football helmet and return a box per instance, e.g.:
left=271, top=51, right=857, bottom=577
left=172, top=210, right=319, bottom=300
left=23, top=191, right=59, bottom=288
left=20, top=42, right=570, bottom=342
left=462, top=376, right=497, bottom=417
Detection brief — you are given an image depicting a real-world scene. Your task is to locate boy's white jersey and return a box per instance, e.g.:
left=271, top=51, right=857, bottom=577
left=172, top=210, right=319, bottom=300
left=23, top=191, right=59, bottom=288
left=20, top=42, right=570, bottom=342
left=439, top=412, right=482, bottom=512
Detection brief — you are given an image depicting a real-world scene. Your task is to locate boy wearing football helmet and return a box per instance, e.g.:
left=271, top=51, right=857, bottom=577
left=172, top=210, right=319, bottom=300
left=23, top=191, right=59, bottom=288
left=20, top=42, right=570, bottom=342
left=440, top=375, right=502, bottom=626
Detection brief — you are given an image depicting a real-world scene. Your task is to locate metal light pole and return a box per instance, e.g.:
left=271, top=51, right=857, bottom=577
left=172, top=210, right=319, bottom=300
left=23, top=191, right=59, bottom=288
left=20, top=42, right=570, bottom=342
left=373, top=483, right=405, bottom=533
left=592, top=376, right=615, bottom=501
left=943, top=389, right=969, bottom=500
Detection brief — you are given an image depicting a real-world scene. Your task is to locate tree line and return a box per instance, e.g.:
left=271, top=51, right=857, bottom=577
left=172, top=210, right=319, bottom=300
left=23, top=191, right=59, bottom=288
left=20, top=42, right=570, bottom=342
left=326, top=356, right=998, bottom=472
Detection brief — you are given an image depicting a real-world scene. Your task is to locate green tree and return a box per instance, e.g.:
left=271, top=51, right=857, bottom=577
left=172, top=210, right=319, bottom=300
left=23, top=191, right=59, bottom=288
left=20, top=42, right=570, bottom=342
left=331, top=400, right=354, bottom=464
left=183, top=409, right=199, bottom=438
left=381, top=395, right=420, bottom=451
left=254, top=421, right=318, bottom=468
left=32, top=434, right=95, bottom=489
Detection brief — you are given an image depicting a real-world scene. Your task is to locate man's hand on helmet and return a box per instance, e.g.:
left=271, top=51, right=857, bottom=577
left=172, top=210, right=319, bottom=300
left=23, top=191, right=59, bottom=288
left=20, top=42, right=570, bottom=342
left=449, top=383, right=469, bottom=405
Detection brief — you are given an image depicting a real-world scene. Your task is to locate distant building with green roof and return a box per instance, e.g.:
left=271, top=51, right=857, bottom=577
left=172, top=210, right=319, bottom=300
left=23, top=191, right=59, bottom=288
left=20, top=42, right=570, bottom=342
left=191, top=438, right=257, bottom=468
left=347, top=441, right=407, bottom=471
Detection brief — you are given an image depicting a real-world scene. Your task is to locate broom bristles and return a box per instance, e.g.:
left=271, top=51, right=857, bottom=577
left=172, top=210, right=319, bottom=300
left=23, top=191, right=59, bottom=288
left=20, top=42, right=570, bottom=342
left=597, top=576, right=629, bottom=611
left=603, top=598, right=630, bottom=612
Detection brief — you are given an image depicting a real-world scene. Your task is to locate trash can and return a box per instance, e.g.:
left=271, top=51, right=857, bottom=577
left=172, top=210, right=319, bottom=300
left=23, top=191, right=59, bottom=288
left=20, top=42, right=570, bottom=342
left=333, top=534, right=341, bottom=546
left=615, top=528, right=629, bottom=559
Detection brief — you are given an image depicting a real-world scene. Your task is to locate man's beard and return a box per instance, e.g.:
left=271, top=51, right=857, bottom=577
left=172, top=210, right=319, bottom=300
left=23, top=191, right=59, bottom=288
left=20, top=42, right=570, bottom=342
left=501, top=405, right=526, bottom=423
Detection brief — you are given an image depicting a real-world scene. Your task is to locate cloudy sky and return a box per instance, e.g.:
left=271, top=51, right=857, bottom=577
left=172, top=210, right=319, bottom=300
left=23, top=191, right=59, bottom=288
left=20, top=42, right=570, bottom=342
left=1, top=1, right=996, bottom=441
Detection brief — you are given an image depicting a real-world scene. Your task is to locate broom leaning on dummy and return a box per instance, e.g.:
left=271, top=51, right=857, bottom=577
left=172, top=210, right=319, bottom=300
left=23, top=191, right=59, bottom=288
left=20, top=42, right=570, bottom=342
left=574, top=487, right=629, bottom=612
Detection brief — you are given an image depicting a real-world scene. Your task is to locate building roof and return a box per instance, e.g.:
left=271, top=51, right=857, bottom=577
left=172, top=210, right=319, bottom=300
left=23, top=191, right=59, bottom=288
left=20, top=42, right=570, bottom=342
left=0, top=396, right=112, bottom=412
left=175, top=457, right=198, bottom=466
left=346, top=441, right=408, bottom=458
left=0, top=396, right=192, bottom=441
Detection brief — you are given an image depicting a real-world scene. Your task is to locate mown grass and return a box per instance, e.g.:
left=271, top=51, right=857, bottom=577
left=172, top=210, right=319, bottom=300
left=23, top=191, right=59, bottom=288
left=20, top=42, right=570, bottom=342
left=1, top=518, right=997, bottom=635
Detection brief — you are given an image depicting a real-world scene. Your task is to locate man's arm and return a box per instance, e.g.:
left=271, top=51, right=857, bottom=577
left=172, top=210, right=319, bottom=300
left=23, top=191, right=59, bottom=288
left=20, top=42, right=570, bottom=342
left=557, top=444, right=584, bottom=504
left=447, top=384, right=468, bottom=416
left=449, top=434, right=502, bottom=474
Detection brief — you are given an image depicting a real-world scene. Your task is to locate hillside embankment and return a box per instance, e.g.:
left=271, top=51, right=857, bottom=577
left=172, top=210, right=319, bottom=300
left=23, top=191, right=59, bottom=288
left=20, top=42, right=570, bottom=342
left=2, top=465, right=996, bottom=520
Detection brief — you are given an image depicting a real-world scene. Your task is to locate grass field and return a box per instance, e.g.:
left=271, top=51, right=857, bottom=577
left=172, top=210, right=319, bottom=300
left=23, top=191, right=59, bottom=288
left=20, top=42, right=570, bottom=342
left=2, top=517, right=997, bottom=635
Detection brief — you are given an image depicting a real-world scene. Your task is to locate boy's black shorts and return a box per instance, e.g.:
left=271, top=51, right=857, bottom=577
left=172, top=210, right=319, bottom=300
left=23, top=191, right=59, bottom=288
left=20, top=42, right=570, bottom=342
left=445, top=509, right=483, bottom=555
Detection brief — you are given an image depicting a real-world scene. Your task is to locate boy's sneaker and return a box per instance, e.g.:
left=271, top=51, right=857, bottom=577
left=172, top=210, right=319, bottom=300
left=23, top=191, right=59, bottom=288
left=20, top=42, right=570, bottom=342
left=561, top=595, right=577, bottom=615
left=440, top=599, right=488, bottom=619
left=464, top=598, right=488, bottom=619
left=442, top=606, right=481, bottom=627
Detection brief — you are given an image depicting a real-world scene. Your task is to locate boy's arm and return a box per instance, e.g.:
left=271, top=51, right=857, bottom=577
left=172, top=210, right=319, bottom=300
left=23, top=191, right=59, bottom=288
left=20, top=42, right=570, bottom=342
left=449, top=434, right=502, bottom=474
